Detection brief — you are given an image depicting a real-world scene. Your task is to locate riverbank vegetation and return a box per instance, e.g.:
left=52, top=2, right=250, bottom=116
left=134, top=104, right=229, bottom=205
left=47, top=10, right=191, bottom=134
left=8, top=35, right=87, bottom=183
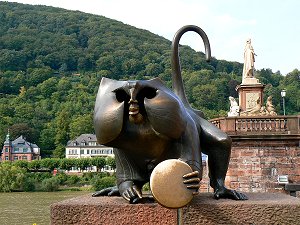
left=0, top=157, right=116, bottom=192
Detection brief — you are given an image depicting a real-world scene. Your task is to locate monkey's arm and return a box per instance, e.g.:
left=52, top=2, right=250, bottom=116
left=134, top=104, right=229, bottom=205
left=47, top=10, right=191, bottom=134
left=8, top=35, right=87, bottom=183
left=175, top=118, right=203, bottom=194
left=114, top=148, right=147, bottom=203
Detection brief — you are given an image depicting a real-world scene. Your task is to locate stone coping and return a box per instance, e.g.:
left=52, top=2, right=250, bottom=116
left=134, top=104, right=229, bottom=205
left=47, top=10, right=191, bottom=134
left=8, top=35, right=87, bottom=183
left=51, top=193, right=300, bottom=225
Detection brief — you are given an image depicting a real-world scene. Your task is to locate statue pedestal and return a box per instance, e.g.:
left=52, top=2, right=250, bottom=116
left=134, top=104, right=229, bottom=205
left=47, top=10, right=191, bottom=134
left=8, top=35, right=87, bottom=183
left=242, top=77, right=260, bottom=85
left=51, top=193, right=300, bottom=225
left=236, top=83, right=265, bottom=112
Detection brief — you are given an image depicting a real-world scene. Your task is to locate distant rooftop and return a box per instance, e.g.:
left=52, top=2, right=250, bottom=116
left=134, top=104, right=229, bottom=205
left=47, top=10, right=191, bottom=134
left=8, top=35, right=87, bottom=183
left=67, top=134, right=100, bottom=147
left=2, top=135, right=40, bottom=154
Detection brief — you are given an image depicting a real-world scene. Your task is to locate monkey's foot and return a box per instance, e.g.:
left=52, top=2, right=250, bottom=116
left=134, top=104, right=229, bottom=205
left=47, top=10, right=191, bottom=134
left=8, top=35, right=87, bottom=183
left=92, top=186, right=120, bottom=197
left=214, top=187, right=248, bottom=200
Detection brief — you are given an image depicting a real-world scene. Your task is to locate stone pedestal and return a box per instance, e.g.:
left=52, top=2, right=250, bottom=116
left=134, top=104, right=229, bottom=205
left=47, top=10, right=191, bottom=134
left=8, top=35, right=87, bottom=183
left=51, top=193, right=300, bottom=225
left=50, top=195, right=177, bottom=225
left=236, top=83, right=265, bottom=112
left=236, top=83, right=265, bottom=111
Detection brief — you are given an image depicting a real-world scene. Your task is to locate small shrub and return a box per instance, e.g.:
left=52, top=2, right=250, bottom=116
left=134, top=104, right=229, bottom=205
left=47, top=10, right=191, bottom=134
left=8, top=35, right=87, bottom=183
left=66, top=175, right=81, bottom=185
left=30, top=172, right=52, bottom=182
left=22, top=177, right=36, bottom=192
left=28, top=160, right=41, bottom=170
left=92, top=176, right=116, bottom=191
left=13, top=160, right=29, bottom=170
left=56, top=172, right=68, bottom=185
left=82, top=172, right=95, bottom=181
left=94, top=172, right=110, bottom=179
left=41, top=177, right=59, bottom=192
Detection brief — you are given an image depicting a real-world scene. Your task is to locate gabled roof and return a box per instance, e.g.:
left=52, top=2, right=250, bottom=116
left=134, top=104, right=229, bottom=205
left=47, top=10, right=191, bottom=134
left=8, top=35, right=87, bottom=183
left=2, top=134, right=40, bottom=156
left=67, top=134, right=99, bottom=146
left=12, top=135, right=32, bottom=148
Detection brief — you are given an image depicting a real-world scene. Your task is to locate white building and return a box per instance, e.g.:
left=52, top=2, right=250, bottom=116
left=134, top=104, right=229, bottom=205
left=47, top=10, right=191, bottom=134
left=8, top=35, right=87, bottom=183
left=65, top=134, right=114, bottom=172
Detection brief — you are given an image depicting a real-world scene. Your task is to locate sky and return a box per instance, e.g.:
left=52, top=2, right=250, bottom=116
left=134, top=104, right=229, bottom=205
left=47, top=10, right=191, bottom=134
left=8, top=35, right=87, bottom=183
left=4, top=0, right=300, bottom=75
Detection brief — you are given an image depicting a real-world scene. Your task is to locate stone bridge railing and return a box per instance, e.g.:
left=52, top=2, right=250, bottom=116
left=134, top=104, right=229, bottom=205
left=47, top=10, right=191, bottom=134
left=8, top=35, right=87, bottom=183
left=209, top=115, right=300, bottom=135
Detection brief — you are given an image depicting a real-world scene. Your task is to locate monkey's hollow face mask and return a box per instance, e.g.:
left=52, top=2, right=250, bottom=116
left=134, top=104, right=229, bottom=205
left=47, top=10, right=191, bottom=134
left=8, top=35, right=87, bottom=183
left=94, top=77, right=188, bottom=145
left=114, top=81, right=157, bottom=125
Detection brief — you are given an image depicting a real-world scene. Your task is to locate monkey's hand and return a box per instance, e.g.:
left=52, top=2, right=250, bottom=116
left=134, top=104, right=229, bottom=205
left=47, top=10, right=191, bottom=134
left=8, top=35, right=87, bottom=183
left=183, top=171, right=200, bottom=195
left=92, top=186, right=120, bottom=197
left=119, top=180, right=143, bottom=204
left=214, top=186, right=248, bottom=200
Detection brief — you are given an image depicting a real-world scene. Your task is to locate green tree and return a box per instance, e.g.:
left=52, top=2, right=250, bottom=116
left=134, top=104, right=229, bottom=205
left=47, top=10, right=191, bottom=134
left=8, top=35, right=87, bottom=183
left=92, top=157, right=106, bottom=172
left=59, top=158, right=76, bottom=171
left=54, top=110, right=71, bottom=157
left=13, top=160, right=29, bottom=170
left=9, top=123, right=38, bottom=143
left=75, top=158, right=92, bottom=171
left=28, top=160, right=41, bottom=171
left=69, top=114, right=94, bottom=139
left=0, top=163, right=26, bottom=192
left=40, top=158, right=60, bottom=171
left=106, top=157, right=116, bottom=170
left=53, top=144, right=66, bottom=159
left=38, top=122, right=56, bottom=155
left=26, top=67, right=53, bottom=86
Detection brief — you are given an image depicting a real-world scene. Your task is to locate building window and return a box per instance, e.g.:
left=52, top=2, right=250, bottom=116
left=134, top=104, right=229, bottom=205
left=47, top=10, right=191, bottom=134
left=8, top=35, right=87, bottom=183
left=80, top=149, right=84, bottom=154
left=23, top=148, right=28, bottom=153
left=5, top=156, right=9, bottom=160
left=81, top=142, right=86, bottom=146
left=14, top=156, right=18, bottom=161
left=69, top=149, right=78, bottom=155
left=22, top=156, right=28, bottom=160
left=5, top=147, right=9, bottom=152
left=14, top=147, right=19, bottom=152
left=87, top=149, right=90, bottom=154
left=89, top=142, right=97, bottom=146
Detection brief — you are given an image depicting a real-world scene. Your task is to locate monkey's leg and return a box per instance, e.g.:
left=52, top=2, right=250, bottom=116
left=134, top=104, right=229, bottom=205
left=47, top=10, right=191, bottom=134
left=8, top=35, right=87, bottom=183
left=199, top=118, right=247, bottom=200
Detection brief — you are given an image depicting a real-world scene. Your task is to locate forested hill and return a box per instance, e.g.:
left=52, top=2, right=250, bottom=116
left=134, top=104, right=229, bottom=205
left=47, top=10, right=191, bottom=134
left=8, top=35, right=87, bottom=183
left=0, top=2, right=299, bottom=157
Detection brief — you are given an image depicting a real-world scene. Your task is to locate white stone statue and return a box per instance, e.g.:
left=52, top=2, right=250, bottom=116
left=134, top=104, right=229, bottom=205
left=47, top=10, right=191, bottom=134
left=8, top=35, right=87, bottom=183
left=242, top=39, right=257, bottom=83
left=228, top=96, right=240, bottom=117
left=265, top=96, right=277, bottom=116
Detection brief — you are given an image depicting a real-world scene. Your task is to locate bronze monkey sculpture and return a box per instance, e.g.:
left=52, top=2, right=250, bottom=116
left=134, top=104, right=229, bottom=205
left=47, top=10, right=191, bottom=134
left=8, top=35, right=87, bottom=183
left=93, top=25, right=248, bottom=203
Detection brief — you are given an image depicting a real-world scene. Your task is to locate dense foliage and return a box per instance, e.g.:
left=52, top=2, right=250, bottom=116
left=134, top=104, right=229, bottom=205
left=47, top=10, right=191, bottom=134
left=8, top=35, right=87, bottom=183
left=12, top=156, right=113, bottom=172
left=0, top=157, right=116, bottom=192
left=0, top=2, right=299, bottom=157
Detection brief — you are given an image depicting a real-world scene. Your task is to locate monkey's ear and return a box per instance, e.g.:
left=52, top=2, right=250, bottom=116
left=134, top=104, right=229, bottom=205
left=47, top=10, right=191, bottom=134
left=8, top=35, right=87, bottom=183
left=94, top=78, right=127, bottom=144
left=144, top=89, right=187, bottom=139
left=98, top=77, right=127, bottom=93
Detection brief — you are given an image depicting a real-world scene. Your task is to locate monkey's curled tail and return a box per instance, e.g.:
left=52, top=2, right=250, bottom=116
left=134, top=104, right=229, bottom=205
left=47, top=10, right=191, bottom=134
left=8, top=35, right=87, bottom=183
left=171, top=25, right=211, bottom=109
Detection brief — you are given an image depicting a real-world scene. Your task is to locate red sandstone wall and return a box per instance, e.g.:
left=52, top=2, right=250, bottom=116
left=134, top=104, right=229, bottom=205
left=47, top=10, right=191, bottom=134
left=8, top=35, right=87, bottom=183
left=200, top=139, right=300, bottom=194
